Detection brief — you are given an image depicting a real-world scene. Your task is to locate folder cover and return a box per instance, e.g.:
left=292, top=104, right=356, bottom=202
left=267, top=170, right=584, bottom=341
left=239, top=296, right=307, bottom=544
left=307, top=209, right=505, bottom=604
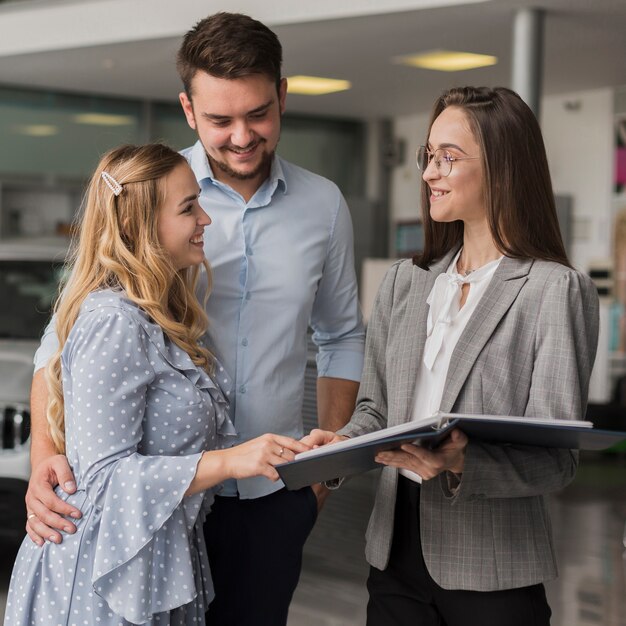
left=276, top=412, right=626, bottom=491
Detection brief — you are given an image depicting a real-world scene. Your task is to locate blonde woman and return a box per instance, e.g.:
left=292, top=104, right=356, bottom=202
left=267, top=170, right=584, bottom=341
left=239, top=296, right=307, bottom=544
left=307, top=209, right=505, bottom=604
left=4, top=144, right=308, bottom=625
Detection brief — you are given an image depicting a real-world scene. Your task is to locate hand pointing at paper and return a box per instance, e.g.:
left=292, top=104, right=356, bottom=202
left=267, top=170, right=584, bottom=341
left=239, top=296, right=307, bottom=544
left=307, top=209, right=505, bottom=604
left=300, top=429, right=348, bottom=448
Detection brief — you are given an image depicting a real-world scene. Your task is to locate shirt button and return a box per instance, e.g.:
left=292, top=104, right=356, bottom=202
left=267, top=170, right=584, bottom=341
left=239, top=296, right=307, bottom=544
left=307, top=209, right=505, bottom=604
left=241, top=338, right=248, bottom=347
left=246, top=247, right=253, bottom=256
left=239, top=385, right=246, bottom=394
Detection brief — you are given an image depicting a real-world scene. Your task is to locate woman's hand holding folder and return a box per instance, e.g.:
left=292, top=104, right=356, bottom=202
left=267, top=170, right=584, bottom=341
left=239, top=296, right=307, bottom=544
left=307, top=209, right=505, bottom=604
left=375, top=428, right=468, bottom=480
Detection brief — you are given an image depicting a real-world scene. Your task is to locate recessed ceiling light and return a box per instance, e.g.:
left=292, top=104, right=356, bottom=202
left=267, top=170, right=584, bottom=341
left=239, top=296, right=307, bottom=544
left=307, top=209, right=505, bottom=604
left=286, top=75, right=351, bottom=96
left=394, top=50, right=497, bottom=72
left=13, top=124, right=58, bottom=137
left=74, top=113, right=135, bottom=126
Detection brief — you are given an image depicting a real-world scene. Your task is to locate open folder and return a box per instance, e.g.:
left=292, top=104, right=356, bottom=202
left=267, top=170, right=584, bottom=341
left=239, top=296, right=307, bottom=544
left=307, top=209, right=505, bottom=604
left=276, top=412, right=626, bottom=491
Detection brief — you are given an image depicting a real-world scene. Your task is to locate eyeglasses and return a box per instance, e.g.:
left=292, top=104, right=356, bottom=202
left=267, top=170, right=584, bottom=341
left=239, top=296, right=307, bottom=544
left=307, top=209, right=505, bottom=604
left=416, top=146, right=479, bottom=177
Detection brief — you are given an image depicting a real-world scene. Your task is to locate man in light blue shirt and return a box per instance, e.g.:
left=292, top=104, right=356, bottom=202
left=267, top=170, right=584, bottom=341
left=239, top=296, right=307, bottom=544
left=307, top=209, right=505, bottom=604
left=182, top=141, right=364, bottom=500
left=25, top=12, right=364, bottom=626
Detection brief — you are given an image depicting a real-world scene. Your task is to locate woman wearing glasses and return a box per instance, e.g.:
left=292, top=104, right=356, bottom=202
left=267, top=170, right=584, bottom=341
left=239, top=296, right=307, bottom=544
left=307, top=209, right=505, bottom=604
left=304, top=86, right=599, bottom=625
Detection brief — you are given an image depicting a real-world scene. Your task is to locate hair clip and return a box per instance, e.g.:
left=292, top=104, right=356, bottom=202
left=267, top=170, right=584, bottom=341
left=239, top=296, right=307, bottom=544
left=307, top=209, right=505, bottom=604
left=101, top=171, right=123, bottom=196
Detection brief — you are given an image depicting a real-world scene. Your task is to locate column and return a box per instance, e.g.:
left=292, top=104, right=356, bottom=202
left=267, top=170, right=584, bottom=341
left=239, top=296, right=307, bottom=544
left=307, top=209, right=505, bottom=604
left=511, top=7, right=545, bottom=118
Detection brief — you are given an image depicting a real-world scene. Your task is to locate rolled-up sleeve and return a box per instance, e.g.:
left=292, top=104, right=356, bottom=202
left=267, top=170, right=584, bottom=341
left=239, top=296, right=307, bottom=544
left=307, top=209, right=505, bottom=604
left=310, top=194, right=365, bottom=381
left=64, top=309, right=205, bottom=622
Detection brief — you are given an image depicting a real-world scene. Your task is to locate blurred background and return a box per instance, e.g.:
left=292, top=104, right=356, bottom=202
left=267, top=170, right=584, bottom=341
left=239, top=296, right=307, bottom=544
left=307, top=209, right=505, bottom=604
left=0, top=0, right=625, bottom=624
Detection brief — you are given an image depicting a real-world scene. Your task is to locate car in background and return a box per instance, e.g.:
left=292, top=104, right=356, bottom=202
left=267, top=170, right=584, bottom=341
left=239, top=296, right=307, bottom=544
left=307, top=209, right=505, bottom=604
left=0, top=237, right=68, bottom=542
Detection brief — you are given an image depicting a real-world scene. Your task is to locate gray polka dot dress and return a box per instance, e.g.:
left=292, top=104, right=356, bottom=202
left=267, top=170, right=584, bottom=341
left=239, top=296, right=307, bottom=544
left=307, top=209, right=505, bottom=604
left=5, top=290, right=236, bottom=625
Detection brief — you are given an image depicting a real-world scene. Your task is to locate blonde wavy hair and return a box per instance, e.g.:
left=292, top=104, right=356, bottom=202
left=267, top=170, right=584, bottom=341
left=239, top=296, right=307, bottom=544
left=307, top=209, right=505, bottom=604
left=46, top=144, right=213, bottom=454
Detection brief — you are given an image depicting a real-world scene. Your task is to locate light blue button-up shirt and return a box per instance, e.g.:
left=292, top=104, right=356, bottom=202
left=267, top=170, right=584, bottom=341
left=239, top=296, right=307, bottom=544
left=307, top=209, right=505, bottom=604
left=35, top=140, right=365, bottom=499
left=183, top=142, right=364, bottom=497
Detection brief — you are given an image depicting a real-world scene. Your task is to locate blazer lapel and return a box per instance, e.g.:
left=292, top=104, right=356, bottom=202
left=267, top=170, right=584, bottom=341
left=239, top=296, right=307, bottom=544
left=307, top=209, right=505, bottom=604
left=439, top=256, right=533, bottom=412
left=395, top=249, right=457, bottom=425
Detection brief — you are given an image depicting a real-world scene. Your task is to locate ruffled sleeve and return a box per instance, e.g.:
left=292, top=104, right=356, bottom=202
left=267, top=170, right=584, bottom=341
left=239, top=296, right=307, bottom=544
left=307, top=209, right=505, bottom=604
left=62, top=303, right=212, bottom=622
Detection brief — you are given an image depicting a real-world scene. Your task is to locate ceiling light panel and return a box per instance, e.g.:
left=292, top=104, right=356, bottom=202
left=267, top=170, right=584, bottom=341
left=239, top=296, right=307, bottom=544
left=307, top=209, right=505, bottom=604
left=286, top=75, right=351, bottom=96
left=394, top=50, right=497, bottom=72
left=74, top=113, right=135, bottom=126
left=13, top=124, right=58, bottom=137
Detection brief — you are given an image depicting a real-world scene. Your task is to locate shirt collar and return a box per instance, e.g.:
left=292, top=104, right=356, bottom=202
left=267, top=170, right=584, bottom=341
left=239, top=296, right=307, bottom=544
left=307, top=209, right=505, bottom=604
left=189, top=140, right=214, bottom=184
left=270, top=155, right=288, bottom=194
left=189, top=140, right=287, bottom=196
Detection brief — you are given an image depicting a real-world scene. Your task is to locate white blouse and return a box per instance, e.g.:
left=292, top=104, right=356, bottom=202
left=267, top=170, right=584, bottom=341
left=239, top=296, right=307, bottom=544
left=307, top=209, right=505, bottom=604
left=400, top=249, right=502, bottom=483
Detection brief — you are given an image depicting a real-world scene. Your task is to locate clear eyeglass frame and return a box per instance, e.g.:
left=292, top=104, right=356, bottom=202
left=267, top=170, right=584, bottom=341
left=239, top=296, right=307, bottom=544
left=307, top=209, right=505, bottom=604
left=416, top=145, right=479, bottom=177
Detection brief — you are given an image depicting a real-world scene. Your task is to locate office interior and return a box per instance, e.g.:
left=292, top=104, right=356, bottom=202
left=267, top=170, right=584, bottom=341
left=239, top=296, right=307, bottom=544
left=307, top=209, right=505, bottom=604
left=0, top=0, right=625, bottom=624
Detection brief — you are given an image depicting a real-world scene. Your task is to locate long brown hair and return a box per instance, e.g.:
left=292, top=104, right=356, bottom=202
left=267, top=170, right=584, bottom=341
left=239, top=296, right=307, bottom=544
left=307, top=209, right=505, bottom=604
left=415, top=86, right=569, bottom=269
left=46, top=143, right=213, bottom=453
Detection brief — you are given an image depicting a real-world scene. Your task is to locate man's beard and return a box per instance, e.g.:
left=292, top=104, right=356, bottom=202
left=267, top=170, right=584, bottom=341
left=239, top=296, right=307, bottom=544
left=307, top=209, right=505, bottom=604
left=209, top=143, right=274, bottom=181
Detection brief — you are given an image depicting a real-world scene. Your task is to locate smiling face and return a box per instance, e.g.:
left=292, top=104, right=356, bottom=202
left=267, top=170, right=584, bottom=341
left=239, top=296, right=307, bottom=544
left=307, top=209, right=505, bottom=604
left=157, top=162, right=211, bottom=271
left=423, top=106, right=486, bottom=228
left=179, top=72, right=286, bottom=198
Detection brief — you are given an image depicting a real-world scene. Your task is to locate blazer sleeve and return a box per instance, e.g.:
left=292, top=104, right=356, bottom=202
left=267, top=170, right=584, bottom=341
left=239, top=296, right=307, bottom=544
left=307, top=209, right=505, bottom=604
left=449, top=269, right=600, bottom=502
left=337, top=261, right=403, bottom=439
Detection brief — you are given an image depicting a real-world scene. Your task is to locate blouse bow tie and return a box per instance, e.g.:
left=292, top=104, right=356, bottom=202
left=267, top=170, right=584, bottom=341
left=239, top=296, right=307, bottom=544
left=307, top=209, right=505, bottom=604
left=423, top=262, right=496, bottom=371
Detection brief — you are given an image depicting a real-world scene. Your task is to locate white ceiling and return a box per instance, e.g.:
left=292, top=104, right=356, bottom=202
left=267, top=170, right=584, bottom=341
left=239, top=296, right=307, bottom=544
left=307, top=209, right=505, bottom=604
left=0, top=0, right=624, bottom=119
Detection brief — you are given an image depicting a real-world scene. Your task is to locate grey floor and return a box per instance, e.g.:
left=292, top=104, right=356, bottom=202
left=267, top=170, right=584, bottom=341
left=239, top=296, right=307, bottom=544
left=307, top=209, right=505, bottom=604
left=1, top=453, right=625, bottom=625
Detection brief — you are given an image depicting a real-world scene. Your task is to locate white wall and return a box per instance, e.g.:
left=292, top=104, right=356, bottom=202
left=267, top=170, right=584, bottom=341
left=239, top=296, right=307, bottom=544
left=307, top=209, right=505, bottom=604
left=389, top=112, right=429, bottom=225
left=542, top=89, right=614, bottom=402
left=542, top=88, right=614, bottom=274
left=389, top=87, right=614, bottom=401
left=2, top=188, right=76, bottom=238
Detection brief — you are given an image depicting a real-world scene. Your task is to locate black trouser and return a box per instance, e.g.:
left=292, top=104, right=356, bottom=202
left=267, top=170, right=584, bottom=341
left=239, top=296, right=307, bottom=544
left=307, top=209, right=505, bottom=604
left=204, top=486, right=318, bottom=626
left=367, top=476, right=552, bottom=626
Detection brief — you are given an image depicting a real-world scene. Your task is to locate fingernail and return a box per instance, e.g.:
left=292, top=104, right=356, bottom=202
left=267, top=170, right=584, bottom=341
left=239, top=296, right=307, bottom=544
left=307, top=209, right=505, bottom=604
left=63, top=526, right=74, bottom=534
left=69, top=511, right=81, bottom=519
left=48, top=536, right=60, bottom=544
left=64, top=481, right=76, bottom=491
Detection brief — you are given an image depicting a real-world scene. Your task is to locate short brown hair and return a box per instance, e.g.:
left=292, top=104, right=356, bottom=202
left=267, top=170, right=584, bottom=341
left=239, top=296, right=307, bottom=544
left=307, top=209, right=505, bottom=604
left=176, top=12, right=283, bottom=97
left=416, top=86, right=570, bottom=269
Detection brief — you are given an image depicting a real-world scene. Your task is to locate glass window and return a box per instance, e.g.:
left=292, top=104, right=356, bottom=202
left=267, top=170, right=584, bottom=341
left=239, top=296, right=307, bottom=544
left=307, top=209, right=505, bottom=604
left=280, top=115, right=365, bottom=197
left=152, top=101, right=197, bottom=151
left=0, top=86, right=367, bottom=243
left=0, top=86, right=142, bottom=179
left=0, top=259, right=65, bottom=339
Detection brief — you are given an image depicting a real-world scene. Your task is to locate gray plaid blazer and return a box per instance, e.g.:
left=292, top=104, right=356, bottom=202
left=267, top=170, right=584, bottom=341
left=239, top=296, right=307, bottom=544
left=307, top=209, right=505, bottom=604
left=339, top=250, right=599, bottom=591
